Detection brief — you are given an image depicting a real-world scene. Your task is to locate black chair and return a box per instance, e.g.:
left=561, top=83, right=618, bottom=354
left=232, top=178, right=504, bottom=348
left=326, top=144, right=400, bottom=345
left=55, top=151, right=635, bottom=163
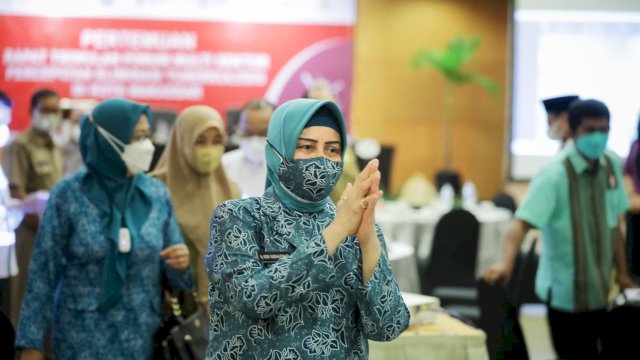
left=420, top=208, right=481, bottom=322
left=602, top=295, right=640, bottom=358
left=491, top=192, right=517, bottom=214
left=0, top=283, right=15, bottom=360
left=435, top=169, right=461, bottom=195
left=477, top=280, right=529, bottom=360
left=0, top=310, right=14, bottom=360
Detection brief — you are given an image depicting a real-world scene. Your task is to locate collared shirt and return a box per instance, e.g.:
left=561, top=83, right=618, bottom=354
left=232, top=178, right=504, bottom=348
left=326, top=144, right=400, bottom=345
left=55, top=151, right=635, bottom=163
left=2, top=129, right=63, bottom=194
left=222, top=148, right=267, bottom=198
left=516, top=143, right=629, bottom=312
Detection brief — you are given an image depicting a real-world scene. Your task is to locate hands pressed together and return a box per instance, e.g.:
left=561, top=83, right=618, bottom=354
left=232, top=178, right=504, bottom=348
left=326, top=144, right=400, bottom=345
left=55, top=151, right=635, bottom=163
left=333, top=158, right=383, bottom=246
left=321, top=158, right=383, bottom=282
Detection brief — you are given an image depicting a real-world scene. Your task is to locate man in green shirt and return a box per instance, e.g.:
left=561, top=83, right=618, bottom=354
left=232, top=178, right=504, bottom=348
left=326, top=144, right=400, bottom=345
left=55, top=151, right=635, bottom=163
left=484, top=99, right=636, bottom=359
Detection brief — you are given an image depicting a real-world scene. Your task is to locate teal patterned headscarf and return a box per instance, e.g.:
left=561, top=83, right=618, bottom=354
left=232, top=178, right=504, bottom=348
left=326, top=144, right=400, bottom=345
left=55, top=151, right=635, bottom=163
left=79, top=98, right=154, bottom=311
left=265, top=99, right=347, bottom=212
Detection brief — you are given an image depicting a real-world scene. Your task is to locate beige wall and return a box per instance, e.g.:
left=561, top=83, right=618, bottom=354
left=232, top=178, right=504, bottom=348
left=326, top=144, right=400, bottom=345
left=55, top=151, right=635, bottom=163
left=351, top=0, right=511, bottom=199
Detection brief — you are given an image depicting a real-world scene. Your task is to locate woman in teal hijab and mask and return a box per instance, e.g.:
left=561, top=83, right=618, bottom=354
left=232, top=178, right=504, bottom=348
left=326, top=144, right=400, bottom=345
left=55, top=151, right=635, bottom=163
left=205, top=99, right=409, bottom=359
left=15, top=98, right=192, bottom=360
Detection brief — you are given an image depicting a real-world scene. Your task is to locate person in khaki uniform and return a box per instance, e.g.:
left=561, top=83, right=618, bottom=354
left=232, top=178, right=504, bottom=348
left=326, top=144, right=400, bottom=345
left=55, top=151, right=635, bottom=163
left=3, top=89, right=64, bottom=325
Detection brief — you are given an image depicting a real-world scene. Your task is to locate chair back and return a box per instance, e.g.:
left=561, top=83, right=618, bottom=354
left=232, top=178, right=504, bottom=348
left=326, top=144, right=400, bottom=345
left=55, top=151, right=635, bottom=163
left=0, top=310, right=15, bottom=360
left=477, top=280, right=529, bottom=360
left=422, top=208, right=480, bottom=293
left=435, top=169, right=461, bottom=195
left=491, top=192, right=517, bottom=214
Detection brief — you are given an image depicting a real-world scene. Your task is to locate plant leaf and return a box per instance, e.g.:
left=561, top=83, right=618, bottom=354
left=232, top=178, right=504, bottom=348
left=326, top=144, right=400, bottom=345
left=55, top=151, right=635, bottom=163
left=465, top=73, right=499, bottom=95
left=410, top=35, right=497, bottom=93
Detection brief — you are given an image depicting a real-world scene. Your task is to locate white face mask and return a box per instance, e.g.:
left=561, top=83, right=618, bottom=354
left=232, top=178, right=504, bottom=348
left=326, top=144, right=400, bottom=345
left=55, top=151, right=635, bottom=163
left=239, top=136, right=266, bottom=165
left=0, top=104, right=11, bottom=126
left=120, top=139, right=155, bottom=174
left=32, top=111, right=61, bottom=133
left=0, top=124, right=9, bottom=147
left=71, top=124, right=81, bottom=142
left=89, top=114, right=155, bottom=175
left=547, top=119, right=570, bottom=141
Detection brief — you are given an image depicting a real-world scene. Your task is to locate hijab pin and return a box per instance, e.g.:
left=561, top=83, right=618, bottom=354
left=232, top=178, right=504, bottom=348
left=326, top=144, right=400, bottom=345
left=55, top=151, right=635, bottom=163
left=609, top=174, right=617, bottom=189
left=118, top=227, right=131, bottom=253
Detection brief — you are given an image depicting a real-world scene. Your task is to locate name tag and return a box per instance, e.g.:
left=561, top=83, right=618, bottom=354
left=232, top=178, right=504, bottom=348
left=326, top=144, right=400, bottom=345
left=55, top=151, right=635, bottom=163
left=258, top=251, right=290, bottom=264
left=608, top=173, right=618, bottom=189
left=118, top=227, right=131, bottom=253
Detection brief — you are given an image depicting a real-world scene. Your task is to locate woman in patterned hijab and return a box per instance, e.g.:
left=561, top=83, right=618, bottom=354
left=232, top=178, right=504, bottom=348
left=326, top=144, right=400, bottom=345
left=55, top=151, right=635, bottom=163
left=205, top=98, right=409, bottom=359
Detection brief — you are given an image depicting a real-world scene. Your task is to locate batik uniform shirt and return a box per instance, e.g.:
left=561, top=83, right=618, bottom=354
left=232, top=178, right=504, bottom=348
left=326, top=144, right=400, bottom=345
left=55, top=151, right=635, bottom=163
left=205, top=188, right=409, bottom=359
left=15, top=171, right=192, bottom=359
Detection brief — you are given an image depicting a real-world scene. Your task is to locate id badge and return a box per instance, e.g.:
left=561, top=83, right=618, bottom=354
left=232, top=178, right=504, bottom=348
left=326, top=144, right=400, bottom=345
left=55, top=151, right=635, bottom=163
left=118, top=227, right=131, bottom=253
left=258, top=251, right=291, bottom=265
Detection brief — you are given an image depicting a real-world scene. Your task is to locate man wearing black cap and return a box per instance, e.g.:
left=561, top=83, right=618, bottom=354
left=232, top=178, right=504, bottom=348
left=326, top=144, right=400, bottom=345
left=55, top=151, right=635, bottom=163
left=542, top=95, right=579, bottom=147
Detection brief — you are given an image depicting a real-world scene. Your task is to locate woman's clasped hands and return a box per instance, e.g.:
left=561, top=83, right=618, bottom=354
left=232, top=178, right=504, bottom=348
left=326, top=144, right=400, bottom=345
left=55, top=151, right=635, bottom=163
left=335, top=158, right=383, bottom=244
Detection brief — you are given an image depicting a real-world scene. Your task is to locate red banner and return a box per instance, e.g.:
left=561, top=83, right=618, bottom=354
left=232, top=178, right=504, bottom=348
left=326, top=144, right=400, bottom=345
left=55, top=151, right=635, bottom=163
left=0, top=15, right=353, bottom=130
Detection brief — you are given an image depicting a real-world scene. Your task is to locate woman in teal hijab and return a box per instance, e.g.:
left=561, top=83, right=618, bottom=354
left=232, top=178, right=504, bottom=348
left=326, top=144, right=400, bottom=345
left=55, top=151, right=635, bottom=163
left=205, top=99, right=409, bottom=359
left=15, top=98, right=192, bottom=359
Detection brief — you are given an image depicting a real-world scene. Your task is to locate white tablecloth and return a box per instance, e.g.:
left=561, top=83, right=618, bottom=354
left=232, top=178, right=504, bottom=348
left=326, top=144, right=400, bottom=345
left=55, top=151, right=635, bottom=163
left=387, top=242, right=421, bottom=293
left=369, top=312, right=489, bottom=360
left=376, top=200, right=512, bottom=280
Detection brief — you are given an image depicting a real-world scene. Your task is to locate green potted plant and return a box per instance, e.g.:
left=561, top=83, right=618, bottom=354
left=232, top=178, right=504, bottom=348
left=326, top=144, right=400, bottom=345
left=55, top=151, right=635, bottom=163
left=410, top=36, right=498, bottom=192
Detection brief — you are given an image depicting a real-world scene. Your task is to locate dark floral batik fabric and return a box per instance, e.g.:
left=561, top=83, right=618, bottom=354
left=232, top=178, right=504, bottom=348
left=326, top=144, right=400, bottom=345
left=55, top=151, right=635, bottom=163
left=205, top=188, right=409, bottom=360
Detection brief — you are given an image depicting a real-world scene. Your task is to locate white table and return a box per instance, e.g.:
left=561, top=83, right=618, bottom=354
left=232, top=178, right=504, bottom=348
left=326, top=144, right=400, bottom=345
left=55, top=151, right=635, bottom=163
left=376, top=200, right=512, bottom=280
left=369, top=311, right=489, bottom=360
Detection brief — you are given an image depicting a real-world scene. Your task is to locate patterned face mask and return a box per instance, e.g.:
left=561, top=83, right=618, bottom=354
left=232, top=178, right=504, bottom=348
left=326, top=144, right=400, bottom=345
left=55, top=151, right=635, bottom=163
left=267, top=140, right=343, bottom=202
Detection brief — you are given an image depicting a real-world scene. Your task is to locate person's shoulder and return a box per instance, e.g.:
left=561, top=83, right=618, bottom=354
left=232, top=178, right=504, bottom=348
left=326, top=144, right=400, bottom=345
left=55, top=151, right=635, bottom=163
left=6, top=131, right=31, bottom=149
left=603, top=149, right=625, bottom=174
left=214, top=196, right=261, bottom=218
left=139, top=174, right=170, bottom=196
left=222, top=149, right=243, bottom=162
left=533, top=152, right=568, bottom=182
left=147, top=168, right=168, bottom=183
left=49, top=170, right=85, bottom=197
left=217, top=196, right=258, bottom=211
left=604, top=149, right=623, bottom=164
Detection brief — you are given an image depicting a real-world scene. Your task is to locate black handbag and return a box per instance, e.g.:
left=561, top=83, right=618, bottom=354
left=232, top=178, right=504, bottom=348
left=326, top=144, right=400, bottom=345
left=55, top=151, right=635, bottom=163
left=154, top=288, right=209, bottom=360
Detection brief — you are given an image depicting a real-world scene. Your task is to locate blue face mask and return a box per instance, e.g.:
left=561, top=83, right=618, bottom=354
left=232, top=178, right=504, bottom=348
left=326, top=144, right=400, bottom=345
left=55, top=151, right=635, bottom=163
left=576, top=132, right=608, bottom=160
left=267, top=140, right=343, bottom=202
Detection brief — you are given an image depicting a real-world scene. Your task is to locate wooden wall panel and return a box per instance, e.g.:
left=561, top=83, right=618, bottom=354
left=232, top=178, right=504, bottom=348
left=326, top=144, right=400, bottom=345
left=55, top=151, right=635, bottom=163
left=352, top=0, right=511, bottom=199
